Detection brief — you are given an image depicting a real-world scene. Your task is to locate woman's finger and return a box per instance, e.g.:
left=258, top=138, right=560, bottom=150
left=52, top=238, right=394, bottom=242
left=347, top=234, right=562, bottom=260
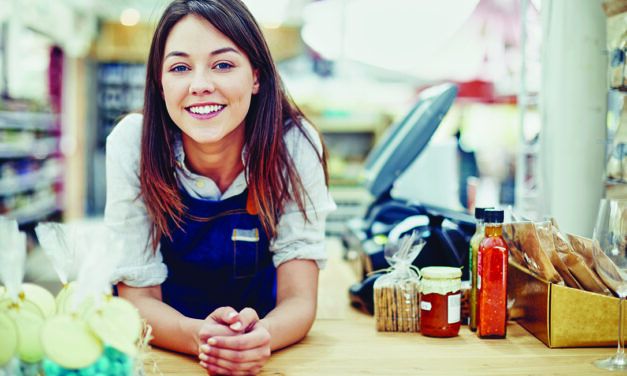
left=205, top=306, right=239, bottom=325
left=235, top=307, right=260, bottom=332
left=199, top=359, right=232, bottom=375
left=199, top=306, right=242, bottom=344
left=202, top=342, right=270, bottom=362
left=208, top=325, right=271, bottom=351
left=200, top=352, right=267, bottom=374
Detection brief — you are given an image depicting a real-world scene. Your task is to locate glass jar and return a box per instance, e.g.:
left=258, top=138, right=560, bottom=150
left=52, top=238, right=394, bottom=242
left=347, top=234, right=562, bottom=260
left=419, top=266, right=462, bottom=337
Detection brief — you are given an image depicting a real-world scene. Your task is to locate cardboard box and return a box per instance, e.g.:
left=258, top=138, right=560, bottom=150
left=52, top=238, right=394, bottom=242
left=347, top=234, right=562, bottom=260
left=507, top=261, right=627, bottom=348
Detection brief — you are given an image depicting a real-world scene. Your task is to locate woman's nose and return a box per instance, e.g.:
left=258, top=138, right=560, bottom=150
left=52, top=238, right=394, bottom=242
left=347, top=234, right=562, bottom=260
left=189, top=71, right=215, bottom=95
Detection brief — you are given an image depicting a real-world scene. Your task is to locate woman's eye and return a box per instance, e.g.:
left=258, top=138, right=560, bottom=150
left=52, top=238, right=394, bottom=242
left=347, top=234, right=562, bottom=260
left=170, top=65, right=188, bottom=72
left=215, top=62, right=233, bottom=70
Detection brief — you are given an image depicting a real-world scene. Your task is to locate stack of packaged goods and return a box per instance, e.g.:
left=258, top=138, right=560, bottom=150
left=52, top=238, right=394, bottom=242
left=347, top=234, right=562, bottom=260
left=373, top=234, right=425, bottom=333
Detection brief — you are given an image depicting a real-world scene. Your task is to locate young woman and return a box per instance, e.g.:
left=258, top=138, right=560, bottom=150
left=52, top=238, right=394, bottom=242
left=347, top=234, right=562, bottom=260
left=104, top=0, right=335, bottom=374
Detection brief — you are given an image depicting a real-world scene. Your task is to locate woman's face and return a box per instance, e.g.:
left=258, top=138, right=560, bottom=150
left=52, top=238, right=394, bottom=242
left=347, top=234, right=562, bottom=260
left=161, top=15, right=259, bottom=147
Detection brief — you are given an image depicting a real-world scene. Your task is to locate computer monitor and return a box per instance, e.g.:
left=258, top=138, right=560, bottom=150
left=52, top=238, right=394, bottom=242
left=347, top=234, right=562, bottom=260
left=360, top=83, right=458, bottom=200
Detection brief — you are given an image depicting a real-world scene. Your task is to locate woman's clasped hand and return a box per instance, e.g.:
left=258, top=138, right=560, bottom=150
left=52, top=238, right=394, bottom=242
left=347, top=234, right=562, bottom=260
left=198, top=307, right=271, bottom=375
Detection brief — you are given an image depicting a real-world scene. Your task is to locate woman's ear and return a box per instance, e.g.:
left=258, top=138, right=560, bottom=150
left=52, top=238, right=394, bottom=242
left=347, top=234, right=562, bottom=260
left=252, top=69, right=260, bottom=94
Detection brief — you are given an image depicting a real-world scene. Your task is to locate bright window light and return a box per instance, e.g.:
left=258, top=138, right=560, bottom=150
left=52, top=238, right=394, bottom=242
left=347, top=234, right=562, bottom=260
left=243, top=0, right=290, bottom=27
left=302, top=0, right=480, bottom=80
left=120, top=8, right=140, bottom=26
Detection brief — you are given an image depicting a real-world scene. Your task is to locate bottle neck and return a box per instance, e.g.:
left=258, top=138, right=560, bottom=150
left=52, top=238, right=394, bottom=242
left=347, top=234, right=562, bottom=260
left=476, top=224, right=485, bottom=235
left=484, top=222, right=503, bottom=237
left=475, top=218, right=485, bottom=229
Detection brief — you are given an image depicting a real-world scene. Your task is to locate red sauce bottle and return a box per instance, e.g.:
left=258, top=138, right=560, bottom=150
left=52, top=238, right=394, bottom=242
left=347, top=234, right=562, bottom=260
left=477, top=209, right=508, bottom=339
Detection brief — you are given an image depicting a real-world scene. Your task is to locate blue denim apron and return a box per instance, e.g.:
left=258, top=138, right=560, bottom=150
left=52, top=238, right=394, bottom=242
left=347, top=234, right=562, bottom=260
left=160, top=188, right=276, bottom=320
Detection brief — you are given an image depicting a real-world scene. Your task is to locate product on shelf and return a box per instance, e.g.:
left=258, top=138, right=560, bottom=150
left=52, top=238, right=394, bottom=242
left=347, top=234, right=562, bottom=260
left=0, top=105, right=64, bottom=224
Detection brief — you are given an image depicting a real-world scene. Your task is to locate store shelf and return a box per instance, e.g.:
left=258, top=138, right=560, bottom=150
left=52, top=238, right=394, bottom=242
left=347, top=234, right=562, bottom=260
left=326, top=185, right=372, bottom=236
left=0, top=160, right=63, bottom=195
left=310, top=112, right=390, bottom=142
left=604, top=89, right=627, bottom=197
left=0, top=107, right=63, bottom=225
left=606, top=180, right=627, bottom=200
left=4, top=193, right=60, bottom=225
left=0, top=111, right=59, bottom=131
left=85, top=62, right=146, bottom=215
left=0, top=137, right=58, bottom=158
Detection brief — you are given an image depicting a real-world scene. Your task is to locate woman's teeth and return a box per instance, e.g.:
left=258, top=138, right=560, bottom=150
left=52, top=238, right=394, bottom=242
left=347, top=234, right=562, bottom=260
left=188, top=105, right=224, bottom=114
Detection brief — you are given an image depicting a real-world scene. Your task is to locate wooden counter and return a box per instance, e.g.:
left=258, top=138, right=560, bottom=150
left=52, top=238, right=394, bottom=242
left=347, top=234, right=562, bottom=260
left=142, top=238, right=616, bottom=376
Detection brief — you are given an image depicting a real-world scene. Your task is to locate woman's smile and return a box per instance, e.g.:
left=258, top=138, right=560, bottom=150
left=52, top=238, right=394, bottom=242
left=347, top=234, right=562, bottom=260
left=186, top=103, right=226, bottom=119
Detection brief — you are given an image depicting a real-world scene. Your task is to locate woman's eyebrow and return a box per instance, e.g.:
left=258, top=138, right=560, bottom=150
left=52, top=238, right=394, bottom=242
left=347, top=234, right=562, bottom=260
left=164, top=47, right=241, bottom=60
left=164, top=51, right=189, bottom=59
left=210, top=47, right=241, bottom=56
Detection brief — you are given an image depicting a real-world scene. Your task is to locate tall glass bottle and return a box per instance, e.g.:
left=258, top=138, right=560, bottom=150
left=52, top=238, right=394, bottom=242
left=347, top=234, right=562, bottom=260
left=469, top=207, right=488, bottom=332
left=477, top=209, right=508, bottom=339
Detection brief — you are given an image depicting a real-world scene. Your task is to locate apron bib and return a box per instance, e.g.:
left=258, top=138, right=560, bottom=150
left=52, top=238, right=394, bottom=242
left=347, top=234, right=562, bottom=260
left=160, top=188, right=276, bottom=319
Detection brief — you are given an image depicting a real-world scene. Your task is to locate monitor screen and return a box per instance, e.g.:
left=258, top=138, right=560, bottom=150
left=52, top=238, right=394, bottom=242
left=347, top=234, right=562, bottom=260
left=360, top=83, right=458, bottom=200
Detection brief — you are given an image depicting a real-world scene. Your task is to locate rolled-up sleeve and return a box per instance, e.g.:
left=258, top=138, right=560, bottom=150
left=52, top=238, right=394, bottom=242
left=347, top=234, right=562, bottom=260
left=270, top=121, right=336, bottom=269
left=104, top=114, right=168, bottom=287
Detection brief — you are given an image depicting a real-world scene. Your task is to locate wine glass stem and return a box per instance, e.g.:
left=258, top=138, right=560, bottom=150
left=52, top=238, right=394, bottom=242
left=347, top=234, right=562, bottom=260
left=619, top=296, right=625, bottom=358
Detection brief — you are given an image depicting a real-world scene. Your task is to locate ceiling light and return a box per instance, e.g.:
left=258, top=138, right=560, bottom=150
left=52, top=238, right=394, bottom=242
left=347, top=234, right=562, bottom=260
left=120, top=8, right=140, bottom=26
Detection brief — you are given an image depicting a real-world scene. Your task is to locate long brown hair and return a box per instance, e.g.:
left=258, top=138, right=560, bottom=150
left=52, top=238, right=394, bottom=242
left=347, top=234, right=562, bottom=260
left=140, top=0, right=328, bottom=249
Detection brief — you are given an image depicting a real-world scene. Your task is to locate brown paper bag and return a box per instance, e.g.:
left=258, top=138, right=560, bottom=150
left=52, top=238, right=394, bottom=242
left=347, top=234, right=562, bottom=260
left=568, top=234, right=624, bottom=296
left=535, top=222, right=579, bottom=289
left=552, top=231, right=612, bottom=295
left=503, top=223, right=527, bottom=267
left=513, top=222, right=563, bottom=284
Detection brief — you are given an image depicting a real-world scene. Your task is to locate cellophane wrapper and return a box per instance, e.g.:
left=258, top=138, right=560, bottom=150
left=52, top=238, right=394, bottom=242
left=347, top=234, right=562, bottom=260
left=373, top=234, right=425, bottom=332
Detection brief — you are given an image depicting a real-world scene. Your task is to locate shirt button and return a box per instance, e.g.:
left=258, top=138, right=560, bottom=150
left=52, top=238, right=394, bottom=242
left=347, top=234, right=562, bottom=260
left=196, top=180, right=205, bottom=188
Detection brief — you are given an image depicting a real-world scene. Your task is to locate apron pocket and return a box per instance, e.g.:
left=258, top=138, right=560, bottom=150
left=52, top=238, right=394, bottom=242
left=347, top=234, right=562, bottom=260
left=232, top=228, right=259, bottom=278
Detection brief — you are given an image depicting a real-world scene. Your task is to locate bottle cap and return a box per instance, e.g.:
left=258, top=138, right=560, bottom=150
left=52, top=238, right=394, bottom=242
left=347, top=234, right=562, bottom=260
left=474, top=207, right=492, bottom=220
left=484, top=209, right=504, bottom=223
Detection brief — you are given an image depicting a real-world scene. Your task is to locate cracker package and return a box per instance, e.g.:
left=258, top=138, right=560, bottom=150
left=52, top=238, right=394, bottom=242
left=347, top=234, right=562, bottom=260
left=373, top=234, right=425, bottom=332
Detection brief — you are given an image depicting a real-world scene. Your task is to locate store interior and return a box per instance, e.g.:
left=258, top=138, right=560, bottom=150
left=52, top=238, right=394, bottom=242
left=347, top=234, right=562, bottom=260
left=0, top=0, right=616, bottom=287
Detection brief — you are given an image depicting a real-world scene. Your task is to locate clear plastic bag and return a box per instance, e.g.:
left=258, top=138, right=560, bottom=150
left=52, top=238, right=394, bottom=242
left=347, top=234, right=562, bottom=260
left=373, top=233, right=425, bottom=332
left=0, top=358, right=19, bottom=376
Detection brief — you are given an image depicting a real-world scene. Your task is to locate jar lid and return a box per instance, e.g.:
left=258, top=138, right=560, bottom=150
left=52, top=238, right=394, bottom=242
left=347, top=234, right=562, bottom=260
left=420, top=266, right=462, bottom=279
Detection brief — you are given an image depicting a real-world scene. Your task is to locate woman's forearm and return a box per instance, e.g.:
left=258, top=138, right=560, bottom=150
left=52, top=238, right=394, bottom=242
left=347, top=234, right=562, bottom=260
left=137, top=296, right=204, bottom=354
left=260, top=294, right=317, bottom=351
left=261, top=259, right=319, bottom=351
left=117, top=284, right=204, bottom=355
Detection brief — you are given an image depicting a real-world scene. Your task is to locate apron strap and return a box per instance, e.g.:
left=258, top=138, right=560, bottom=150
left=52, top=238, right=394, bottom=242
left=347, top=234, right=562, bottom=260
left=246, top=190, right=258, bottom=215
left=175, top=190, right=257, bottom=257
left=177, top=208, right=246, bottom=257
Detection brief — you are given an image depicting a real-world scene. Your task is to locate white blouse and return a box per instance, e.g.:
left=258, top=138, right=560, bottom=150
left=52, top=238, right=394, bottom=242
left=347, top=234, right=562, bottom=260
left=105, top=113, right=336, bottom=287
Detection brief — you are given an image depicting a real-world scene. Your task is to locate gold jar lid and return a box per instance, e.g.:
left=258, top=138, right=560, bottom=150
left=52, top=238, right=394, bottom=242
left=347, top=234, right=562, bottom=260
left=420, top=267, right=461, bottom=295
left=420, top=266, right=462, bottom=280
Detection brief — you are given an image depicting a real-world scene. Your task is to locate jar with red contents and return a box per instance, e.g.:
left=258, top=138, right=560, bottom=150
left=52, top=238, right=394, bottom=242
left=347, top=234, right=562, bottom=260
left=419, top=266, right=462, bottom=337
